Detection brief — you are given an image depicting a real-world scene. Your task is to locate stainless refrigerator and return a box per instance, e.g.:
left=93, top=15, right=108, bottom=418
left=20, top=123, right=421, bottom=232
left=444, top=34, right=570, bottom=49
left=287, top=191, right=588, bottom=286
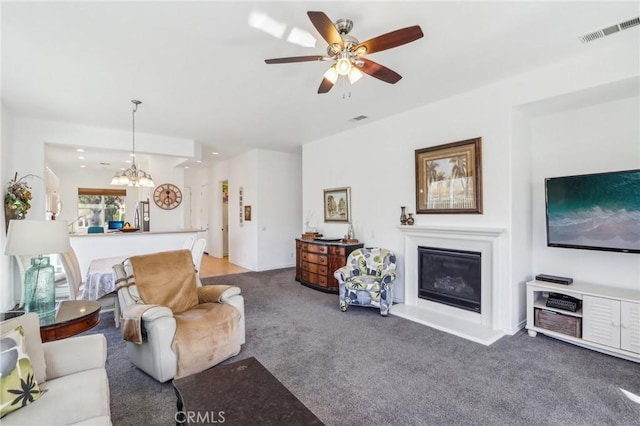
left=134, top=200, right=150, bottom=232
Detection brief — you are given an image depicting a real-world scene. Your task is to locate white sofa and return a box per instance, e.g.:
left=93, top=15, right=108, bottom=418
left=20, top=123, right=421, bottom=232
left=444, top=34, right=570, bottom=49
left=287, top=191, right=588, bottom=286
left=0, top=313, right=111, bottom=425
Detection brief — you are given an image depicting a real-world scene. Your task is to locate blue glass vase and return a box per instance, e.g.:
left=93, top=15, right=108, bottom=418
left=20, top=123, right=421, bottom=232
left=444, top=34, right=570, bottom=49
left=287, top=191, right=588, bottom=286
left=24, top=256, right=56, bottom=321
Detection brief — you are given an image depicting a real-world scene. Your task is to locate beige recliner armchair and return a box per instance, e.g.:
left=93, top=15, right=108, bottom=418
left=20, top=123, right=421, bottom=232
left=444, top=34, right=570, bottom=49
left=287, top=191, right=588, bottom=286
left=113, top=249, right=245, bottom=383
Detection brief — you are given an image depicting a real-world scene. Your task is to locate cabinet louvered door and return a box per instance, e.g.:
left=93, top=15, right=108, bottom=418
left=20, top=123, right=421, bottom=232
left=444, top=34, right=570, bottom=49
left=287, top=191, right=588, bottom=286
left=621, top=301, right=640, bottom=354
left=583, top=295, right=621, bottom=348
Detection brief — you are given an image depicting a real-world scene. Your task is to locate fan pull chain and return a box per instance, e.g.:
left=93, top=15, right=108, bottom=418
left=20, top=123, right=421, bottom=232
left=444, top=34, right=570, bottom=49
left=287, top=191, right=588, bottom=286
left=340, top=76, right=351, bottom=100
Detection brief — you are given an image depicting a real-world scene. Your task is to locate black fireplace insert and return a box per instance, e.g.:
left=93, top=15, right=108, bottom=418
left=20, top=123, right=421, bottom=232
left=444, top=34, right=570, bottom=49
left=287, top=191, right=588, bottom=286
left=418, top=246, right=481, bottom=313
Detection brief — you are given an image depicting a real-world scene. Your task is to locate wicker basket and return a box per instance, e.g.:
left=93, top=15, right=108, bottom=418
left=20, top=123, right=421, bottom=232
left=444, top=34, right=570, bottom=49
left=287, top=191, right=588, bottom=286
left=534, top=308, right=582, bottom=338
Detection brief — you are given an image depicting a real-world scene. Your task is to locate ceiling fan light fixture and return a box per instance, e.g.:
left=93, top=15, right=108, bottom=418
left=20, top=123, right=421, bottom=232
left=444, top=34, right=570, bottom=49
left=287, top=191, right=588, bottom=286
left=336, top=56, right=352, bottom=75
left=264, top=11, right=424, bottom=94
left=348, top=67, right=363, bottom=84
left=323, top=66, right=339, bottom=84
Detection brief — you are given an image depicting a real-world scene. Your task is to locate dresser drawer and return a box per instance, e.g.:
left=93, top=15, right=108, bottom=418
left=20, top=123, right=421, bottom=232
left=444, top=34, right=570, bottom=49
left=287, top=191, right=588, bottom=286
left=303, top=271, right=320, bottom=285
left=305, top=253, right=328, bottom=265
left=329, top=246, right=345, bottom=256
left=307, top=244, right=328, bottom=254
left=303, top=262, right=320, bottom=273
left=317, top=275, right=328, bottom=287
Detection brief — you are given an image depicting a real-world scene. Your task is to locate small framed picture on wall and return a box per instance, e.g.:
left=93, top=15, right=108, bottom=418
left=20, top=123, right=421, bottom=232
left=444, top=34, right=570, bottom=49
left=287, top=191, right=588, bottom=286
left=323, top=187, right=351, bottom=223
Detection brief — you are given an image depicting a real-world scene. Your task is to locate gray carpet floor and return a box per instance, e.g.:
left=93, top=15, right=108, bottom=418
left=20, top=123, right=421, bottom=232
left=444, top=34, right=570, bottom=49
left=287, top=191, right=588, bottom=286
left=85, top=268, right=640, bottom=425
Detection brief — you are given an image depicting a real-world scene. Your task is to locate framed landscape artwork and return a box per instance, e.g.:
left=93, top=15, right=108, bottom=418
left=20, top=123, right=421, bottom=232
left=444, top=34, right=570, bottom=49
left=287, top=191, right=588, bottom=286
left=324, top=187, right=351, bottom=222
left=415, top=137, right=483, bottom=214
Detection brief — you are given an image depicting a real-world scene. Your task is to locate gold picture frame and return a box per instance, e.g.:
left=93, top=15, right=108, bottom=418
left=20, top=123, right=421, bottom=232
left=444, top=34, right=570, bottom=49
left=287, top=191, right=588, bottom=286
left=323, top=187, right=351, bottom=223
left=415, top=137, right=483, bottom=214
left=244, top=205, right=252, bottom=221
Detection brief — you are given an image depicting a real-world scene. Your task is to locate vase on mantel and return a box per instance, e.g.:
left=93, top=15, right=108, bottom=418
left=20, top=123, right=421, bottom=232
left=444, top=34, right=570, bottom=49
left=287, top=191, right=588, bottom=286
left=407, top=213, right=415, bottom=225
left=400, top=206, right=408, bottom=225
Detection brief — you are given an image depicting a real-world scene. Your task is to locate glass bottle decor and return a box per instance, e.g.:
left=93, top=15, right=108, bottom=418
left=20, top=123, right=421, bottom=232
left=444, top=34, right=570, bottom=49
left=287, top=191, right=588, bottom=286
left=24, top=256, right=56, bottom=320
left=347, top=222, right=355, bottom=240
left=407, top=213, right=415, bottom=225
left=400, top=206, right=408, bottom=225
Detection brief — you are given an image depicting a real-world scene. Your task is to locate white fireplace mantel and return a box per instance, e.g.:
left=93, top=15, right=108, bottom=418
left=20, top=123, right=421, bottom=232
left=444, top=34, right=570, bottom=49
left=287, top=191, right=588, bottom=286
left=393, top=225, right=509, bottom=345
left=397, top=224, right=507, bottom=238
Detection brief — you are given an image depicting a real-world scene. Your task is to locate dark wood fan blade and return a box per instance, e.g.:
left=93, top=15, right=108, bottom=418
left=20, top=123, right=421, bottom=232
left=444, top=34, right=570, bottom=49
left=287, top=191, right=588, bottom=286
left=355, top=58, right=402, bottom=84
left=307, top=11, right=344, bottom=48
left=317, top=77, right=335, bottom=94
left=354, top=25, right=423, bottom=55
left=265, top=55, right=326, bottom=64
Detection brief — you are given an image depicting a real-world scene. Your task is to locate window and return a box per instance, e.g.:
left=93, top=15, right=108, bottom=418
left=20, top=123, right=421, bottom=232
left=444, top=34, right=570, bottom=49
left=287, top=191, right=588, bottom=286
left=77, top=188, right=126, bottom=229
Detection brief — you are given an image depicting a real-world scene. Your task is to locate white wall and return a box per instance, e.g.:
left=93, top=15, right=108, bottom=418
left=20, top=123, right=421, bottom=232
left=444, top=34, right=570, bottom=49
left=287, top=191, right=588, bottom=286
left=509, top=109, right=534, bottom=328
left=184, top=165, right=212, bottom=246
left=302, top=32, right=639, bottom=334
left=1, top=105, right=15, bottom=310
left=219, top=150, right=302, bottom=271
left=257, top=150, right=301, bottom=271
left=146, top=156, right=187, bottom=231
left=530, top=96, right=640, bottom=289
left=228, top=151, right=258, bottom=270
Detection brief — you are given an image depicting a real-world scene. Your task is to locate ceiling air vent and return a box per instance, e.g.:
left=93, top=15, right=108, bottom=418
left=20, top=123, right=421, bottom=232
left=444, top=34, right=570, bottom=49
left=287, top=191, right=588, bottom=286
left=579, top=16, right=640, bottom=43
left=349, top=115, right=368, bottom=122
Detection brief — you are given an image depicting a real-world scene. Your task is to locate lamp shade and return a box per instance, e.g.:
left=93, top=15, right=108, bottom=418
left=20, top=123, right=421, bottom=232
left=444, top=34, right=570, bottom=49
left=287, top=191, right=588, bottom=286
left=4, top=220, right=71, bottom=256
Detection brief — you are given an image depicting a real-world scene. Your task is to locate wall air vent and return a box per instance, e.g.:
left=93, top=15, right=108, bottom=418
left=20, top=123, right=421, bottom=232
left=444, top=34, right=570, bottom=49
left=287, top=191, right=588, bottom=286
left=579, top=16, right=640, bottom=43
left=349, top=115, right=368, bottom=122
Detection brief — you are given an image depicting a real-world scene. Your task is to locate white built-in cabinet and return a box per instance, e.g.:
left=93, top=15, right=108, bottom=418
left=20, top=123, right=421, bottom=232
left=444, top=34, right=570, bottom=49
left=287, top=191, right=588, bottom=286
left=526, top=280, right=639, bottom=363
left=620, top=301, right=640, bottom=353
left=583, top=296, right=620, bottom=347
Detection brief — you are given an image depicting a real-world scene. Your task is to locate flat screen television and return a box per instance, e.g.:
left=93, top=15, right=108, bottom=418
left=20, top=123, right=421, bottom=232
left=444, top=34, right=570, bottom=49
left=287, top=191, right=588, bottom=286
left=545, top=169, right=640, bottom=253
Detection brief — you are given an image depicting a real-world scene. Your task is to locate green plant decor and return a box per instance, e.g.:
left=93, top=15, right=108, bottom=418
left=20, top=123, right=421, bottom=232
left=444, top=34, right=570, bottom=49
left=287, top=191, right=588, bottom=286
left=4, top=173, right=39, bottom=232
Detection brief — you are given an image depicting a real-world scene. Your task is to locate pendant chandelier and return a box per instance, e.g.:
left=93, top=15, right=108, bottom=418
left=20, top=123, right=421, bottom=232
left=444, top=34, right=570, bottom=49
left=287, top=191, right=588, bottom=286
left=111, top=100, right=155, bottom=187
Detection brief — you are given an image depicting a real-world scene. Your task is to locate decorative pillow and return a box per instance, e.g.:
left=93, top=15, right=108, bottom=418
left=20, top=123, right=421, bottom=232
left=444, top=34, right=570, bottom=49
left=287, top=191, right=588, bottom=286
left=0, top=326, right=45, bottom=418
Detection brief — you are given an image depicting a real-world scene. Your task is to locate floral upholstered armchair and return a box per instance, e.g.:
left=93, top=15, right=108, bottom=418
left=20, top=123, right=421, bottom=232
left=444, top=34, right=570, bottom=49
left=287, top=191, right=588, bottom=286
left=334, top=247, right=397, bottom=316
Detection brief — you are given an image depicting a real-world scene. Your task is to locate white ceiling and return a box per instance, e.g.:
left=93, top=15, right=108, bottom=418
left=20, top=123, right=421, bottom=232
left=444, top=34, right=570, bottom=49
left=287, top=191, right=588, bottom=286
left=2, top=1, right=639, bottom=169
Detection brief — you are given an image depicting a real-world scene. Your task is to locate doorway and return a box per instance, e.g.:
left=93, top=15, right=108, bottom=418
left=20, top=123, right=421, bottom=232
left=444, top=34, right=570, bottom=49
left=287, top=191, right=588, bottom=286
left=222, top=180, right=229, bottom=257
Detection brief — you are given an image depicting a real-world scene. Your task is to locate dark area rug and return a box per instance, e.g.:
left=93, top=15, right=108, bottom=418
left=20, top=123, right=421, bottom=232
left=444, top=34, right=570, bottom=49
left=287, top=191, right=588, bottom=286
left=84, top=268, right=640, bottom=425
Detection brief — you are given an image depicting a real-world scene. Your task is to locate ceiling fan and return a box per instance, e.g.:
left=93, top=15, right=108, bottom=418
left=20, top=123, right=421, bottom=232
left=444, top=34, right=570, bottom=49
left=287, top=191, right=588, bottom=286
left=265, top=11, right=424, bottom=94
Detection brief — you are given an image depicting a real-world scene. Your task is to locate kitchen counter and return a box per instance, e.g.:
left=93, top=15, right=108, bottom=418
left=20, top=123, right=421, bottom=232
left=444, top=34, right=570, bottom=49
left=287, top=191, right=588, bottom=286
left=69, top=228, right=205, bottom=236
left=70, top=229, right=206, bottom=277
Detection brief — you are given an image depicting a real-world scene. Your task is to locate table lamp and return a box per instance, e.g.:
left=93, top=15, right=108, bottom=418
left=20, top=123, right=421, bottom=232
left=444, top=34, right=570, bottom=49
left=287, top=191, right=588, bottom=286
left=4, top=219, right=70, bottom=320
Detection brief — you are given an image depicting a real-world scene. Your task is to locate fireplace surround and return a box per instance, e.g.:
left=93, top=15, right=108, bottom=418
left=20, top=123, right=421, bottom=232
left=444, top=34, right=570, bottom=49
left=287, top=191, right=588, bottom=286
left=393, top=225, right=508, bottom=345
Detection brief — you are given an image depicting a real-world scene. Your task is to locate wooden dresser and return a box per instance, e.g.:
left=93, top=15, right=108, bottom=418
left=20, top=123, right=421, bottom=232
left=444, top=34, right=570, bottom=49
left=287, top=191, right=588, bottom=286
left=295, top=238, right=364, bottom=293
